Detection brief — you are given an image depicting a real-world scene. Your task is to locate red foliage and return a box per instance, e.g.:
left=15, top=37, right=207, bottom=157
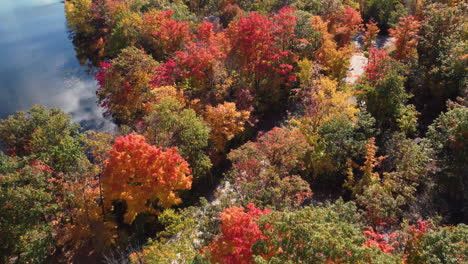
left=207, top=203, right=271, bottom=264
left=333, top=6, right=363, bottom=46
left=226, top=10, right=296, bottom=82
left=152, top=59, right=179, bottom=87
left=362, top=228, right=397, bottom=253
left=30, top=159, right=53, bottom=174
left=95, top=62, right=112, bottom=87
left=364, top=48, right=391, bottom=83
left=272, top=7, right=298, bottom=50
left=141, top=10, right=193, bottom=58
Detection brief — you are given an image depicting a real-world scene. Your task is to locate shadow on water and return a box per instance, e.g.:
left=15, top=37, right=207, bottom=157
left=0, top=0, right=115, bottom=131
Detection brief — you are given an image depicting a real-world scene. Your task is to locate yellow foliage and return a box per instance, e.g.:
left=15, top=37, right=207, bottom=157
left=344, top=138, right=386, bottom=196
left=310, top=16, right=353, bottom=80
left=143, top=86, right=186, bottom=113
left=204, top=102, right=250, bottom=152
left=65, top=0, right=94, bottom=35
left=294, top=76, right=359, bottom=145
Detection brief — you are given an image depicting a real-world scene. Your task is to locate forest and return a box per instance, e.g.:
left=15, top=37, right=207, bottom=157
left=0, top=0, right=467, bottom=263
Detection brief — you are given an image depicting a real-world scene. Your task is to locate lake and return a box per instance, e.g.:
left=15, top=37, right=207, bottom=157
left=0, top=0, right=115, bottom=131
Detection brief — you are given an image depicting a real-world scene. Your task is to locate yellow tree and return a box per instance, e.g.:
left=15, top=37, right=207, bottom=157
left=310, top=16, right=353, bottom=81
left=65, top=0, right=94, bottom=36
left=294, top=74, right=359, bottom=144
left=204, top=102, right=250, bottom=152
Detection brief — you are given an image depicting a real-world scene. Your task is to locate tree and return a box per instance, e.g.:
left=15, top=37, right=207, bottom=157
left=96, top=47, right=159, bottom=125
left=358, top=57, right=418, bottom=135
left=0, top=155, right=56, bottom=263
left=226, top=10, right=297, bottom=104
left=389, top=16, right=421, bottom=61
left=310, top=16, right=353, bottom=80
left=305, top=110, right=376, bottom=183
left=426, top=104, right=468, bottom=222
left=102, top=133, right=192, bottom=224
left=204, top=102, right=250, bottom=152
left=0, top=105, right=86, bottom=173
left=207, top=203, right=271, bottom=264
left=362, top=19, right=380, bottom=50
left=65, top=0, right=94, bottom=36
left=409, top=3, right=467, bottom=127
left=228, top=127, right=312, bottom=209
left=173, top=22, right=228, bottom=93
left=404, top=224, right=468, bottom=264
left=293, top=74, right=359, bottom=143
left=137, top=9, right=193, bottom=61
left=141, top=97, right=212, bottom=180
left=254, top=200, right=400, bottom=263
left=332, top=6, right=363, bottom=46
left=365, top=0, right=407, bottom=30
left=363, top=48, right=391, bottom=84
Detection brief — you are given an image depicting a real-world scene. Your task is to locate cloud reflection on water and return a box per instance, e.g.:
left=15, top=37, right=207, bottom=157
left=0, top=0, right=115, bottom=131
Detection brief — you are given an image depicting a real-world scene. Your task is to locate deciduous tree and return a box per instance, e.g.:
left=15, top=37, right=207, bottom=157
left=207, top=204, right=271, bottom=264
left=389, top=15, right=420, bottom=61
left=204, top=102, right=250, bottom=152
left=102, top=133, right=192, bottom=224
left=96, top=47, right=159, bottom=125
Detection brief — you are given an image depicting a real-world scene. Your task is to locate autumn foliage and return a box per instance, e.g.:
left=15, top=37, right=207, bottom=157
left=102, top=134, right=192, bottom=224
left=7, top=0, right=468, bottom=262
left=207, top=204, right=271, bottom=264
left=204, top=102, right=250, bottom=151
left=389, top=16, right=421, bottom=61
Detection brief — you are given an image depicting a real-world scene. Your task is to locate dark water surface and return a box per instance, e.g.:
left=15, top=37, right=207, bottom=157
left=0, top=0, right=114, bottom=130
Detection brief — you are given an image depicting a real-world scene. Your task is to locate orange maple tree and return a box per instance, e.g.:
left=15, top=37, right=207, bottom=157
left=389, top=16, right=421, bottom=61
left=102, top=133, right=192, bottom=224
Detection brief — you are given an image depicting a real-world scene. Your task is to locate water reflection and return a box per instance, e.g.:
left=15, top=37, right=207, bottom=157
left=0, top=0, right=115, bottom=131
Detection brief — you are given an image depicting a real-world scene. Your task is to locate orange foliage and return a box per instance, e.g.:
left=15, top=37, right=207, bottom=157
left=55, top=173, right=116, bottom=259
left=362, top=228, right=397, bottom=253
left=138, top=10, right=193, bottom=59
left=207, top=204, right=271, bottom=264
left=332, top=6, right=363, bottom=46
left=389, top=16, right=421, bottom=61
left=102, top=133, right=192, bottom=224
left=363, top=19, right=380, bottom=50
left=204, top=102, right=250, bottom=152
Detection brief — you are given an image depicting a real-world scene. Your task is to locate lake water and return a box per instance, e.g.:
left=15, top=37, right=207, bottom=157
left=0, top=0, right=115, bottom=130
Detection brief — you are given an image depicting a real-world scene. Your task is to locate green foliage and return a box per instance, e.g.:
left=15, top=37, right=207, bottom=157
left=364, top=0, right=407, bottom=29
left=254, top=199, right=401, bottom=263
left=406, top=224, right=468, bottom=264
left=410, top=2, right=467, bottom=125
left=426, top=104, right=468, bottom=221
left=0, top=154, right=57, bottom=263
left=142, top=97, right=212, bottom=180
left=308, top=109, right=376, bottom=182
left=131, top=198, right=223, bottom=264
left=0, top=105, right=87, bottom=173
left=358, top=60, right=417, bottom=136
